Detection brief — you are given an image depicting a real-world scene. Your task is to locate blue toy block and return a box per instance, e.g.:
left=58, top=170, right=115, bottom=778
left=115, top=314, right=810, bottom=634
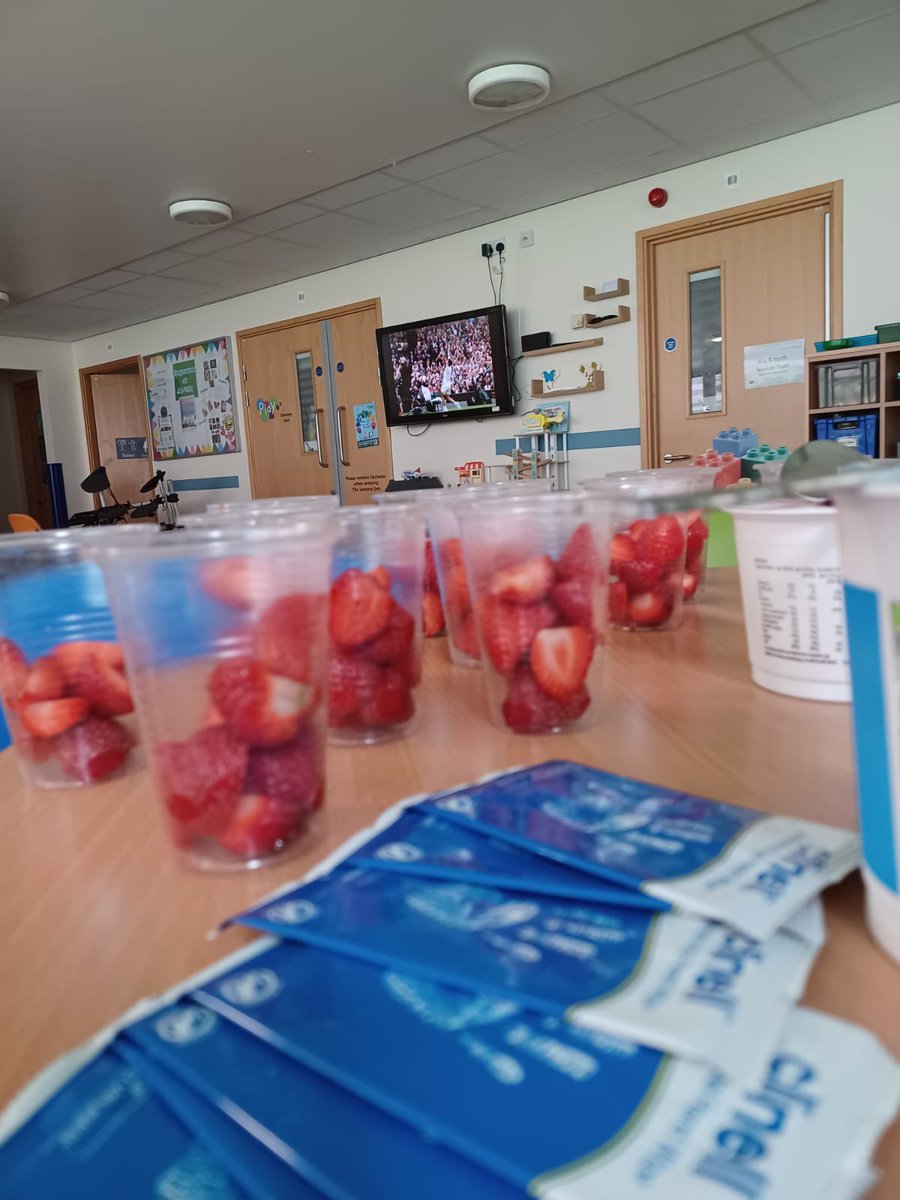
left=712, top=426, right=759, bottom=457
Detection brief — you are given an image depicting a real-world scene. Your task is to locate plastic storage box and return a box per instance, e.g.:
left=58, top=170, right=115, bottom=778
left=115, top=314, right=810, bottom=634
left=812, top=412, right=878, bottom=457
left=875, top=322, right=900, bottom=344
left=815, top=359, right=878, bottom=408
left=711, top=427, right=759, bottom=457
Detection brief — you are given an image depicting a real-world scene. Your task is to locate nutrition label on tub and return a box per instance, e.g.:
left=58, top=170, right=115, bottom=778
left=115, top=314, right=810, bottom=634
left=754, top=559, right=846, bottom=665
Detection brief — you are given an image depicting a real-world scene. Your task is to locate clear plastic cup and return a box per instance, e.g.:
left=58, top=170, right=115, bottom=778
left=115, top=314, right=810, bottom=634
left=372, top=489, right=445, bottom=639
left=93, top=520, right=335, bottom=871
left=0, top=528, right=149, bottom=788
left=457, top=493, right=610, bottom=734
left=207, top=496, right=339, bottom=515
left=328, top=507, right=426, bottom=745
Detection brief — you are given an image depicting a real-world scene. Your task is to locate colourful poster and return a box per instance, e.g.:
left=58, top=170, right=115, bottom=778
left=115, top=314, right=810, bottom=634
left=354, top=402, right=379, bottom=449
left=143, top=337, right=238, bottom=459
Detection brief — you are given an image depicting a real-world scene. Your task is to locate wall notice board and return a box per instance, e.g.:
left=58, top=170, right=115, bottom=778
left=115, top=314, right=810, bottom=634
left=143, top=337, right=239, bottom=459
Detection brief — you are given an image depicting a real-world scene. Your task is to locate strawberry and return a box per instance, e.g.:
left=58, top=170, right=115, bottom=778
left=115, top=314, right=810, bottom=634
left=209, top=657, right=316, bottom=747
left=443, top=563, right=472, bottom=625
left=20, top=657, right=65, bottom=704
left=557, top=523, right=601, bottom=583
left=368, top=565, right=392, bottom=591
left=551, top=579, right=593, bottom=632
left=479, top=597, right=556, bottom=674
left=156, top=726, right=248, bottom=836
left=200, top=704, right=225, bottom=728
left=200, top=557, right=271, bottom=609
left=52, top=641, right=124, bottom=688
left=627, top=588, right=673, bottom=628
left=329, top=568, right=394, bottom=649
left=254, top=593, right=320, bottom=683
left=617, top=558, right=663, bottom=594
left=395, top=647, right=422, bottom=689
left=681, top=572, right=698, bottom=602
left=245, top=730, right=324, bottom=812
left=502, top=667, right=590, bottom=734
left=219, top=794, right=299, bottom=857
left=489, top=555, right=554, bottom=605
left=438, top=537, right=464, bottom=571
left=359, top=667, right=414, bottom=727
left=72, top=654, right=134, bottom=717
left=530, top=626, right=594, bottom=701
left=0, top=638, right=27, bottom=704
left=423, top=591, right=445, bottom=637
left=328, top=653, right=381, bottom=719
left=685, top=516, right=709, bottom=562
left=628, top=519, right=654, bottom=541
left=635, top=515, right=685, bottom=567
left=423, top=540, right=439, bottom=592
left=452, top=613, right=481, bottom=660
left=609, top=534, right=636, bottom=575
left=56, top=716, right=133, bottom=783
left=20, top=697, right=89, bottom=738
left=608, top=580, right=628, bottom=626
left=361, top=601, right=415, bottom=665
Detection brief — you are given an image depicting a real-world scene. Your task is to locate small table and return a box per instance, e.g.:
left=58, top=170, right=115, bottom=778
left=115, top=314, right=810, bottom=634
left=1, top=571, right=897, bottom=1191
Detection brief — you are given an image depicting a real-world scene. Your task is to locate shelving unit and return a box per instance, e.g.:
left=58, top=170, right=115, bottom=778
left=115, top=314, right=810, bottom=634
left=572, top=305, right=631, bottom=329
left=807, top=340, right=900, bottom=458
left=583, top=278, right=630, bottom=302
left=520, top=336, right=604, bottom=360
left=530, top=371, right=604, bottom=400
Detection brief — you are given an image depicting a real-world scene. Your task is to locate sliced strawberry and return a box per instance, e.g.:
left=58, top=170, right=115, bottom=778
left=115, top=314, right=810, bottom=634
left=617, top=558, right=663, bottom=594
left=20, top=697, right=89, bottom=738
left=423, top=591, right=445, bottom=637
left=551, top=579, right=594, bottom=632
left=608, top=580, right=628, bottom=626
left=358, top=667, right=414, bottom=727
left=72, top=655, right=134, bottom=717
left=245, top=730, right=324, bottom=812
left=628, top=519, right=655, bottom=541
left=530, top=626, right=594, bottom=701
left=56, top=716, right=133, bottom=783
left=328, top=653, right=381, bottom=720
left=200, top=704, right=225, bottom=728
left=368, top=565, right=392, bottom=591
left=681, top=572, right=698, bottom=602
left=488, top=555, right=555, bottom=605
left=635, top=514, right=685, bottom=568
left=452, top=613, right=481, bottom=660
left=685, top=552, right=706, bottom=578
left=329, top=568, right=394, bottom=649
left=254, top=593, right=321, bottom=683
left=395, top=647, right=422, bottom=689
left=0, top=638, right=27, bottom=705
left=627, top=588, right=673, bottom=628
left=156, top=726, right=248, bottom=836
left=479, top=597, right=556, bottom=674
left=20, top=657, right=65, bottom=704
left=609, top=533, right=636, bottom=576
left=52, top=640, right=124, bottom=688
left=557, top=523, right=601, bottom=583
left=502, top=667, right=590, bottom=734
left=438, top=537, right=464, bottom=571
left=423, top=540, right=439, bottom=593
left=443, top=563, right=472, bottom=625
left=209, top=657, right=316, bottom=747
left=361, top=601, right=415, bottom=666
left=685, top=516, right=709, bottom=562
left=219, top=794, right=301, bottom=857
left=200, top=557, right=271, bottom=609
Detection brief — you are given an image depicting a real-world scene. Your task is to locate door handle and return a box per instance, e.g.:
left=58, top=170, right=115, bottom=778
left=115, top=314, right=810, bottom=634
left=313, top=409, right=329, bottom=469
left=335, top=405, right=351, bottom=467
left=662, top=453, right=692, bottom=463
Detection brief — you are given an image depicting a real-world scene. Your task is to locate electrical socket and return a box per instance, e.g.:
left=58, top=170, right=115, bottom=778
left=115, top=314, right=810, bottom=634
left=571, top=314, right=587, bottom=330
left=480, top=237, right=507, bottom=259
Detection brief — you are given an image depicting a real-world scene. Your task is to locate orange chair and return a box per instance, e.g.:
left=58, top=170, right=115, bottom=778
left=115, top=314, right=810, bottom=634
left=8, top=513, right=42, bottom=533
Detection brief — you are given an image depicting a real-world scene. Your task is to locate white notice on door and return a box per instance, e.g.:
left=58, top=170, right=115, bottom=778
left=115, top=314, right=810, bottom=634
left=743, top=338, right=805, bottom=389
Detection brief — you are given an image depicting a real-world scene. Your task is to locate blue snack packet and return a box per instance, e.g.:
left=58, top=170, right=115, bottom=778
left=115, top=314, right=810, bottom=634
left=123, top=1000, right=523, bottom=1200
left=348, top=807, right=666, bottom=910
left=0, top=1046, right=246, bottom=1199
left=421, top=760, right=859, bottom=940
left=226, top=865, right=819, bottom=1077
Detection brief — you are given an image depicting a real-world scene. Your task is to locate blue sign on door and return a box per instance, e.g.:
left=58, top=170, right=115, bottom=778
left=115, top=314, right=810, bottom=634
left=115, top=436, right=148, bottom=460
left=663, top=337, right=677, bottom=352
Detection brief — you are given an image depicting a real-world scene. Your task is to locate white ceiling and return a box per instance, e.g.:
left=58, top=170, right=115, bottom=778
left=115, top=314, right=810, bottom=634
left=1, top=0, right=898, bottom=341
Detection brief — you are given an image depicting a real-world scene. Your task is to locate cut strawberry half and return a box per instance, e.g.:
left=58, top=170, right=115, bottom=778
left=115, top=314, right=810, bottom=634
left=329, top=568, right=394, bottom=649
left=218, top=794, right=302, bottom=858
left=423, top=540, right=439, bottom=592
left=361, top=601, right=415, bottom=666
left=72, top=654, right=134, bottom=717
left=443, top=563, right=472, bottom=625
left=609, top=533, right=636, bottom=576
left=422, top=591, right=445, bottom=637
left=479, top=597, right=557, bottom=674
left=200, top=557, right=272, bottom=609
left=681, top=572, right=698, bottom=602
left=56, top=716, right=133, bottom=783
left=358, top=667, right=414, bottom=727
left=635, top=514, right=685, bottom=568
left=685, top=516, right=709, bottom=562
left=608, top=580, right=628, bottom=626
left=20, top=657, right=65, bottom=704
left=156, top=725, right=248, bottom=836
left=452, top=613, right=481, bottom=660
left=530, top=626, right=594, bottom=701
left=617, top=558, right=663, bottom=594
left=328, top=653, right=381, bottom=720
left=368, top=565, right=392, bottom=592
left=550, top=578, right=594, bottom=633
left=245, top=730, right=324, bottom=813
left=254, top=593, right=320, bottom=683
left=488, top=555, right=555, bottom=605
left=502, top=667, right=590, bottom=734
left=209, top=657, right=316, bottom=747
left=52, top=641, right=124, bottom=688
left=20, top=696, right=89, bottom=738
left=0, top=638, right=28, bottom=706
left=438, top=537, right=464, bottom=572
left=627, top=588, right=673, bottom=628
left=557, top=523, right=601, bottom=583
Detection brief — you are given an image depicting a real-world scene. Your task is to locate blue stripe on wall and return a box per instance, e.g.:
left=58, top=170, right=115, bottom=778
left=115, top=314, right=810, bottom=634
left=496, top=427, right=641, bottom=455
left=170, top=475, right=241, bottom=492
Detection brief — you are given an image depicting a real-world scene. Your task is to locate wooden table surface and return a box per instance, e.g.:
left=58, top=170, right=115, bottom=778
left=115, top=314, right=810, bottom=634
left=1, top=570, right=898, bottom=1190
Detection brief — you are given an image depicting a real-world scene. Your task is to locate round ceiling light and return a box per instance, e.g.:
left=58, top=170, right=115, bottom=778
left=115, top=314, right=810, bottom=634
left=468, top=64, right=551, bottom=111
left=168, top=199, right=233, bottom=227
left=0, top=292, right=9, bottom=306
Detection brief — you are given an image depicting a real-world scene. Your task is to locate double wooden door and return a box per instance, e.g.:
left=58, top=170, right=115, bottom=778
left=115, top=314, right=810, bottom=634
left=238, top=300, right=393, bottom=504
left=13, top=379, right=52, bottom=527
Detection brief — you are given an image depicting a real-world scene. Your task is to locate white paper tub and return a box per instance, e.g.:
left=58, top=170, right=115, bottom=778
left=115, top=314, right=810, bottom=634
left=733, top=502, right=850, bottom=702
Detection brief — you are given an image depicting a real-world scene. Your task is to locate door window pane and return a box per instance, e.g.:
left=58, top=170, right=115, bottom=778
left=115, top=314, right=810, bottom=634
left=295, top=352, right=318, bottom=452
left=689, top=268, right=723, bottom=415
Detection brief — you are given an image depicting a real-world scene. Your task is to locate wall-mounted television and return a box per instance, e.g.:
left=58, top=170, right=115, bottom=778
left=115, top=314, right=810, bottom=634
left=376, top=304, right=513, bottom=427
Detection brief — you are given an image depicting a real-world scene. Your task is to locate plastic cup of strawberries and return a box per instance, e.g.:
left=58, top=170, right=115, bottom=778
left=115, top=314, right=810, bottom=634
left=93, top=522, right=336, bottom=871
left=372, top=490, right=445, bottom=640
left=458, top=493, right=610, bottom=734
left=328, top=507, right=427, bottom=745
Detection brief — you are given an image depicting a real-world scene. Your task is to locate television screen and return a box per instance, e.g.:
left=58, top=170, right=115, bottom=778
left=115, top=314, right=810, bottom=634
left=376, top=304, right=513, bottom=427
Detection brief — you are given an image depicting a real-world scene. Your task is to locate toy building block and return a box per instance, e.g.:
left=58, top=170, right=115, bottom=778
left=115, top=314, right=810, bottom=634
left=712, top=426, right=759, bottom=457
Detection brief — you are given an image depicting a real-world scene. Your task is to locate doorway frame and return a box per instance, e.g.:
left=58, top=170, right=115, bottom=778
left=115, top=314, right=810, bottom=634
left=79, top=355, right=151, bottom=507
left=636, top=182, right=843, bottom=467
left=235, top=297, right=386, bottom=500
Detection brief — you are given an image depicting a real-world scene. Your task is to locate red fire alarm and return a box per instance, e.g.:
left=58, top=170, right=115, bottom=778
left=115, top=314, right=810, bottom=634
left=648, top=186, right=668, bottom=208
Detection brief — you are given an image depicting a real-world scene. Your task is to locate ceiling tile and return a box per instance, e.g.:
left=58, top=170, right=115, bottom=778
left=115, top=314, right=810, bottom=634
left=126, top=249, right=194, bottom=274
left=38, top=285, right=95, bottom=304
left=110, top=275, right=210, bottom=300
left=78, top=268, right=140, bottom=290
left=177, top=228, right=256, bottom=255
left=751, top=0, right=900, bottom=53
left=489, top=178, right=601, bottom=218
left=776, top=12, right=900, bottom=102
left=235, top=201, right=324, bottom=234
left=0, top=300, right=52, bottom=319
left=395, top=209, right=503, bottom=245
left=633, top=60, right=810, bottom=143
left=71, top=290, right=170, bottom=313
left=600, top=35, right=761, bottom=107
left=273, top=211, right=380, bottom=249
left=212, top=237, right=326, bottom=269
left=481, top=91, right=617, bottom=149
left=821, top=75, right=900, bottom=118
left=1, top=307, right=111, bottom=337
left=388, top=135, right=500, bottom=181
left=425, top=152, right=550, bottom=207
left=513, top=111, right=676, bottom=175
left=341, top=185, right=475, bottom=229
left=306, top=172, right=404, bottom=209
left=159, top=258, right=259, bottom=286
left=691, top=105, right=827, bottom=157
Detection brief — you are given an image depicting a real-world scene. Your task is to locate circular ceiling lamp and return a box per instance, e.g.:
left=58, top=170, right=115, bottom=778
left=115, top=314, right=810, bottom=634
left=468, top=64, right=551, bottom=111
left=168, top=199, right=233, bottom=227
left=0, top=292, right=9, bottom=306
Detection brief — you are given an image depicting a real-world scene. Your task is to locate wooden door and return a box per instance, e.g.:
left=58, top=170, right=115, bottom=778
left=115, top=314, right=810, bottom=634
left=240, top=322, right=336, bottom=499
left=89, top=372, right=153, bottom=503
left=328, top=307, right=393, bottom=505
left=640, top=186, right=841, bottom=466
left=13, top=379, right=52, bottom=527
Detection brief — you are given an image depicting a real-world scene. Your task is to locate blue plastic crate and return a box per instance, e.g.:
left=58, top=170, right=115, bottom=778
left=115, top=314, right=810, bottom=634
left=712, top=426, right=759, bottom=457
left=812, top=412, right=878, bottom=457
